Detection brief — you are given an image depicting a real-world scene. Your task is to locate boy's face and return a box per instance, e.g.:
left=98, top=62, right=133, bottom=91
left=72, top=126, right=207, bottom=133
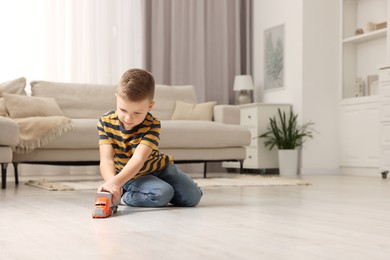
left=116, top=94, right=154, bottom=130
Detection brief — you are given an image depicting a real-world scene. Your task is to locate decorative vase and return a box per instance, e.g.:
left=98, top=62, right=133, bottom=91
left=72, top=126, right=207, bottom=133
left=278, top=149, right=299, bottom=177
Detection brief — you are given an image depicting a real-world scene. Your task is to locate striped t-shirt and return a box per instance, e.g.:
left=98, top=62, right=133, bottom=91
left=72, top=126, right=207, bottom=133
left=97, top=111, right=173, bottom=179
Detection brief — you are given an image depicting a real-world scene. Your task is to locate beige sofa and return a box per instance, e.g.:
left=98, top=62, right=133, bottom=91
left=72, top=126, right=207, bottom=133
left=0, top=117, right=19, bottom=189
left=0, top=78, right=25, bottom=189
left=0, top=78, right=250, bottom=188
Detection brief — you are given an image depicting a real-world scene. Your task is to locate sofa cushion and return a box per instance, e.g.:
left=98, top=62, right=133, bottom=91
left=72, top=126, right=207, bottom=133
left=161, top=147, right=247, bottom=161
left=13, top=149, right=99, bottom=163
left=170, top=101, right=217, bottom=121
left=43, top=119, right=99, bottom=149
left=3, top=94, right=64, bottom=118
left=153, top=85, right=197, bottom=120
left=159, top=120, right=251, bottom=148
left=31, top=81, right=116, bottom=119
left=41, top=119, right=251, bottom=151
left=0, top=77, right=26, bottom=96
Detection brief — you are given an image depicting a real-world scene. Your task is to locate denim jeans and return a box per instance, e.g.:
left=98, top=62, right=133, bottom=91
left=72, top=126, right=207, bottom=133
left=122, top=164, right=202, bottom=207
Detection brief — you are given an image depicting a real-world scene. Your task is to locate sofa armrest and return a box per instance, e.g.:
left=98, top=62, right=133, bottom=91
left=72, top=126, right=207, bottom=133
left=213, top=105, right=240, bottom=125
left=0, top=117, right=19, bottom=146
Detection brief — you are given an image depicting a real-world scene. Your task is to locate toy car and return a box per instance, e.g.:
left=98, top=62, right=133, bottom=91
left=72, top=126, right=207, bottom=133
left=92, top=191, right=118, bottom=218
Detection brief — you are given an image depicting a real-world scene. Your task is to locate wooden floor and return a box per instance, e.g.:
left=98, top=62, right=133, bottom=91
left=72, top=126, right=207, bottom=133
left=1, top=173, right=390, bottom=260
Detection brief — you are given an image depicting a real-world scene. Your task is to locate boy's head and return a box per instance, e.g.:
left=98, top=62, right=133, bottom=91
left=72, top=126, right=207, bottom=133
left=117, top=68, right=155, bottom=102
left=115, top=69, right=156, bottom=130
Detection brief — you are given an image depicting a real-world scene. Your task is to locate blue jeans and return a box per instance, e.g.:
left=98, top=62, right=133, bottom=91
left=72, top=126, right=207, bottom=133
left=122, top=164, right=202, bottom=207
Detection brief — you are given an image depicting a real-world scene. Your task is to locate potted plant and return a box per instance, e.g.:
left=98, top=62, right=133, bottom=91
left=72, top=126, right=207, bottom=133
left=259, top=108, right=315, bottom=177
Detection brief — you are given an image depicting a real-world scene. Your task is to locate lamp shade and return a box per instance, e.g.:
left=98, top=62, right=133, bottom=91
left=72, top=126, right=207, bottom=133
left=233, top=75, right=254, bottom=91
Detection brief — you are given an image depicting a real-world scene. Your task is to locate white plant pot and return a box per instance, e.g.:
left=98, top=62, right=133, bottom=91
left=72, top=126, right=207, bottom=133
left=278, top=149, right=299, bottom=177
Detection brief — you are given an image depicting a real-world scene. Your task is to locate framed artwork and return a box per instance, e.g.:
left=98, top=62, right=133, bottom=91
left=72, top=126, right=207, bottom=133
left=264, top=24, right=285, bottom=90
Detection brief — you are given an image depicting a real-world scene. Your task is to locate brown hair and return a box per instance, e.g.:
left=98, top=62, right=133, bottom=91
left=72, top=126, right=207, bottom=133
left=117, top=68, right=155, bottom=101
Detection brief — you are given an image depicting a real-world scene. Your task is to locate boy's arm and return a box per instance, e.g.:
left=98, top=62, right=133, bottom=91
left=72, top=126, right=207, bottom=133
left=98, top=143, right=153, bottom=204
left=98, top=144, right=123, bottom=203
left=99, top=144, right=116, bottom=182
left=114, top=144, right=153, bottom=185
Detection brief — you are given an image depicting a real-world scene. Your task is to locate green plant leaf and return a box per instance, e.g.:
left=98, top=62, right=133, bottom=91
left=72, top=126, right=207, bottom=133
left=258, top=108, right=315, bottom=150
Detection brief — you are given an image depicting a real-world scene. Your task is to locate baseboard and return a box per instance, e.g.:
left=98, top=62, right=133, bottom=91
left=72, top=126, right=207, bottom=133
left=300, top=167, right=341, bottom=175
left=340, top=167, right=382, bottom=177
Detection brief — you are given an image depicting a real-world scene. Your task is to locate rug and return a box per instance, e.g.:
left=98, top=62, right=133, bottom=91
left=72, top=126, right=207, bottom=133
left=25, top=175, right=310, bottom=191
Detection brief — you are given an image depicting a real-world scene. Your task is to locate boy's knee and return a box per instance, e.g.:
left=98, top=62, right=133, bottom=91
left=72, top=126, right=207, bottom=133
left=172, top=186, right=203, bottom=207
left=183, top=194, right=202, bottom=207
left=187, top=188, right=203, bottom=207
left=150, top=185, right=174, bottom=206
left=123, top=184, right=174, bottom=207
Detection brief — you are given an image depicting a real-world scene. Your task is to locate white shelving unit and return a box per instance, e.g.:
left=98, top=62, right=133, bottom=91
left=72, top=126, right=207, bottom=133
left=379, top=66, right=390, bottom=178
left=340, top=96, right=381, bottom=167
left=340, top=0, right=389, bottom=169
left=341, top=0, right=388, bottom=99
left=343, top=28, right=386, bottom=44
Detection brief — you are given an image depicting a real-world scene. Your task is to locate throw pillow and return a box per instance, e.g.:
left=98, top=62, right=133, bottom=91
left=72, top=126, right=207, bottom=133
left=0, top=77, right=27, bottom=96
left=170, top=100, right=217, bottom=121
left=3, top=94, right=64, bottom=118
left=153, top=85, right=198, bottom=120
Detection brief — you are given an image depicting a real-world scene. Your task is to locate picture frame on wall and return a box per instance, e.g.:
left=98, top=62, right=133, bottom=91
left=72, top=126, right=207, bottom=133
left=264, top=24, right=285, bottom=91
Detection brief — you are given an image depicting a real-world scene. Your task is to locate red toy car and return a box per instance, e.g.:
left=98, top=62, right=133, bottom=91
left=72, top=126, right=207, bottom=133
left=92, top=191, right=118, bottom=218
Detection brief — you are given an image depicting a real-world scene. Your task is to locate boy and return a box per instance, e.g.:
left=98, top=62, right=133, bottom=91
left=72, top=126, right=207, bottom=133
left=97, top=68, right=202, bottom=207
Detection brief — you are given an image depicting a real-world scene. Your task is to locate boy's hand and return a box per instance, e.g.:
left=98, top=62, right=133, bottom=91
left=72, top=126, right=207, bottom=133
left=98, top=181, right=123, bottom=205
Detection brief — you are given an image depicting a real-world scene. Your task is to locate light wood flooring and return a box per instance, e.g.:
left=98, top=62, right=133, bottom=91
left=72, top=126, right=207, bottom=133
left=1, top=173, right=390, bottom=260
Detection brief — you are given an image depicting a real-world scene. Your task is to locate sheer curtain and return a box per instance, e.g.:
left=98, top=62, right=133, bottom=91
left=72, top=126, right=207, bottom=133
left=0, top=0, right=47, bottom=82
left=0, top=0, right=144, bottom=85
left=142, top=0, right=252, bottom=104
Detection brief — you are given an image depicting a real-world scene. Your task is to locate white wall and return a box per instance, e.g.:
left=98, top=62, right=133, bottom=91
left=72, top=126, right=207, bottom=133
left=253, top=0, right=303, bottom=110
left=252, top=0, right=340, bottom=174
left=301, top=0, right=340, bottom=174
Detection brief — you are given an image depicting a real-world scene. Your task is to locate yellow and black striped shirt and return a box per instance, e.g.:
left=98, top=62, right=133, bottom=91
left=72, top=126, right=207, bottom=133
left=97, top=111, right=173, bottom=179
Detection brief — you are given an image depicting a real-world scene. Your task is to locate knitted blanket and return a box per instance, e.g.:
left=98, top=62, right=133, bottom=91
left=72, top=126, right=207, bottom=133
left=13, top=116, right=74, bottom=154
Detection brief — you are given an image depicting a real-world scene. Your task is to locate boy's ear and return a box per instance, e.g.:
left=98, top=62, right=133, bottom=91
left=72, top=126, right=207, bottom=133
left=148, top=100, right=155, bottom=111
